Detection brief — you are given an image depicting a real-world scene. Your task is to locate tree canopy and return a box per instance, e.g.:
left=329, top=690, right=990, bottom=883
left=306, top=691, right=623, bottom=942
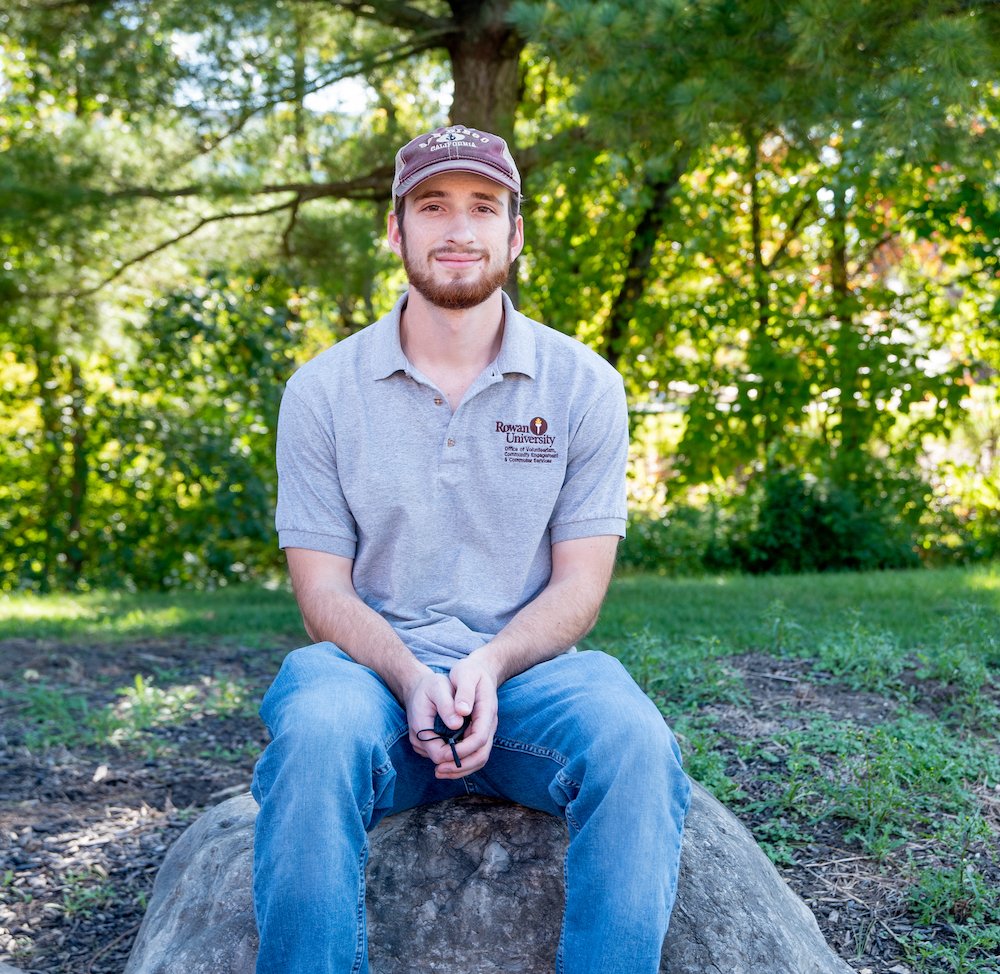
left=1, top=0, right=998, bottom=589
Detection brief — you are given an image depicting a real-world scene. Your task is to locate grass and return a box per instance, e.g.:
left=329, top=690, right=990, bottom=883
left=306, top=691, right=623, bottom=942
left=0, top=583, right=302, bottom=645
left=2, top=562, right=999, bottom=973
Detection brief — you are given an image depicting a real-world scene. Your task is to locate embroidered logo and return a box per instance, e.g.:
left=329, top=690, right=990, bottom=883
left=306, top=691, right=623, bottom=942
left=494, top=417, right=559, bottom=465
left=420, top=127, right=491, bottom=153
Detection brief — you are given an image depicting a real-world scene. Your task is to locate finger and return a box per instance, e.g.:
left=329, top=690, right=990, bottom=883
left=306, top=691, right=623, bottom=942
left=427, top=678, right=461, bottom=727
left=450, top=668, right=480, bottom=720
left=435, top=739, right=494, bottom=778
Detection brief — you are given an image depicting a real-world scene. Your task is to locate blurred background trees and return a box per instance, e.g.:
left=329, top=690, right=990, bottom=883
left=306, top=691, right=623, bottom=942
left=1, top=0, right=998, bottom=590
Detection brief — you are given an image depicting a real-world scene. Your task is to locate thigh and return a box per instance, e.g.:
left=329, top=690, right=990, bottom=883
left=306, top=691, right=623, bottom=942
left=476, top=650, right=676, bottom=813
left=257, top=642, right=463, bottom=823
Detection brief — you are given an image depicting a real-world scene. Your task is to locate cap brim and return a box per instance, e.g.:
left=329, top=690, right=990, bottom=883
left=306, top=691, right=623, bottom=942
left=393, top=159, right=520, bottom=199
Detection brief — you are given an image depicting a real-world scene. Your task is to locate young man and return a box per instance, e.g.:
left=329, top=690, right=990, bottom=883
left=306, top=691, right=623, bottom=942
left=252, top=124, right=691, bottom=974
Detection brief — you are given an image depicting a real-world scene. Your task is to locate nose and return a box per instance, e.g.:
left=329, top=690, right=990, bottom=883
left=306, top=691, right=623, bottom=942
left=443, top=211, right=475, bottom=245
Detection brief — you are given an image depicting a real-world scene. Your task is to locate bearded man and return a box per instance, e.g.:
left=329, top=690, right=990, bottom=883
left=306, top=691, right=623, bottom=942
left=252, top=124, right=691, bottom=974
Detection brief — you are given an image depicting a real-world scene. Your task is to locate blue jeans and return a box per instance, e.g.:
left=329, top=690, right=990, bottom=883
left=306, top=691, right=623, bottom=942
left=251, top=644, right=690, bottom=974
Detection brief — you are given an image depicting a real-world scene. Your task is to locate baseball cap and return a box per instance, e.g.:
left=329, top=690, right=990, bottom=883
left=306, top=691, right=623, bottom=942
left=392, top=124, right=521, bottom=201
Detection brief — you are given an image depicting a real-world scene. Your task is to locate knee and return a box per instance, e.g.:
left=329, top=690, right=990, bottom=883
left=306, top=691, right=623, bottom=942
left=569, top=653, right=686, bottom=782
left=260, top=644, right=394, bottom=769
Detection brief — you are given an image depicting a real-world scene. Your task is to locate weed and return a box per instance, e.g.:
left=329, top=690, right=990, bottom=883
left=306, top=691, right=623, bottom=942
left=671, top=715, right=744, bottom=804
left=814, top=615, right=909, bottom=693
left=764, top=598, right=807, bottom=655
left=1, top=869, right=33, bottom=905
left=60, top=868, right=116, bottom=918
left=613, top=629, right=745, bottom=712
left=904, top=923, right=1000, bottom=974
left=8, top=672, right=257, bottom=753
left=906, top=815, right=999, bottom=927
left=15, top=684, right=124, bottom=750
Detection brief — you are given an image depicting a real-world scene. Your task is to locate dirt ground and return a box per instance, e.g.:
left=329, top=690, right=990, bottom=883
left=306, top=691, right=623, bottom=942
left=0, top=637, right=992, bottom=974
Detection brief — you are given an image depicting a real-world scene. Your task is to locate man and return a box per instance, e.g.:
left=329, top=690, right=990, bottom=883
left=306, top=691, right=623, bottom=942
left=252, top=123, right=691, bottom=974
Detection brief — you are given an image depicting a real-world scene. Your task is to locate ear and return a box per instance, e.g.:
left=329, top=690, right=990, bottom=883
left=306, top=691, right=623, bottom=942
left=387, top=210, right=403, bottom=258
left=509, top=213, right=524, bottom=262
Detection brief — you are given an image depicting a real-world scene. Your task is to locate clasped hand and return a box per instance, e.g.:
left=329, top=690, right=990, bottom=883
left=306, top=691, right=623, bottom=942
left=406, top=653, right=499, bottom=779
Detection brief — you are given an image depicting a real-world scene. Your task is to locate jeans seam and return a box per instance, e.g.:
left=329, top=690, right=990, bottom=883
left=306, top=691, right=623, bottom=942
left=382, top=724, right=409, bottom=753
left=351, top=842, right=368, bottom=974
left=492, top=736, right=570, bottom=767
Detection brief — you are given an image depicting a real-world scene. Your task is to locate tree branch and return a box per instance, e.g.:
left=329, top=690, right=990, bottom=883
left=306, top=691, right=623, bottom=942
left=105, top=166, right=394, bottom=204
left=603, top=149, right=691, bottom=371
left=173, top=35, right=444, bottom=166
left=852, top=229, right=899, bottom=275
left=292, top=0, right=452, bottom=33
left=40, top=199, right=299, bottom=301
left=765, top=191, right=816, bottom=270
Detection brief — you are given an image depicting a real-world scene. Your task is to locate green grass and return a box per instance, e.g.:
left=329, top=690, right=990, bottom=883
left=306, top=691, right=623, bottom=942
left=0, top=583, right=303, bottom=645
left=2, top=563, right=999, bottom=973
left=3, top=561, right=997, bottom=650
left=597, top=561, right=1000, bottom=653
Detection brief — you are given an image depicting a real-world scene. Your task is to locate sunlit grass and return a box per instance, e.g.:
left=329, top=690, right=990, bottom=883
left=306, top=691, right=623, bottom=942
left=595, top=562, right=1000, bottom=655
left=0, top=584, right=303, bottom=645
left=3, top=563, right=998, bottom=654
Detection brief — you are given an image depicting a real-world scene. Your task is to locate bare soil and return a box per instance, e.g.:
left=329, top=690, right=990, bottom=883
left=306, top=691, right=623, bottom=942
left=0, top=639, right=995, bottom=974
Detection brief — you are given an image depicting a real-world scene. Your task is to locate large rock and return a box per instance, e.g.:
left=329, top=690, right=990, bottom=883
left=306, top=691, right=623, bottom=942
left=124, top=785, right=853, bottom=974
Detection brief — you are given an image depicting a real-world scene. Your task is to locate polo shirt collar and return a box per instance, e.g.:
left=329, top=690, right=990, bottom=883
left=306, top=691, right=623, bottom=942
left=369, top=289, right=537, bottom=381
left=495, top=291, right=536, bottom=379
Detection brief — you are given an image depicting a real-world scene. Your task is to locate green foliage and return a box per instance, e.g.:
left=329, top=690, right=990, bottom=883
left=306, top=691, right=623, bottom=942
left=60, top=868, right=116, bottom=919
left=9, top=672, right=255, bottom=752
left=0, top=0, right=998, bottom=589
left=726, top=470, right=922, bottom=574
left=619, top=470, right=925, bottom=576
left=617, top=505, right=716, bottom=575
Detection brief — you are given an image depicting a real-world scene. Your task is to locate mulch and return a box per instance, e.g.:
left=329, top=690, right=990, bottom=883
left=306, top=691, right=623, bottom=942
left=0, top=639, right=995, bottom=973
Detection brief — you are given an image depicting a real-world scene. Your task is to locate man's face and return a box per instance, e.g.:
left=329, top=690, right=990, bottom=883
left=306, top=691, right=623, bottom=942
left=388, top=172, right=524, bottom=311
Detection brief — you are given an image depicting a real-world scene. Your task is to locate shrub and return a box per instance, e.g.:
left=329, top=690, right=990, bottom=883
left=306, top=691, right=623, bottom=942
left=726, top=471, right=921, bottom=574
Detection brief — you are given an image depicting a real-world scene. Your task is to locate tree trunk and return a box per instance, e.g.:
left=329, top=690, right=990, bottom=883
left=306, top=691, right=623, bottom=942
left=747, top=131, right=774, bottom=460
left=603, top=155, right=687, bottom=373
left=66, top=358, right=89, bottom=581
left=445, top=0, right=523, bottom=139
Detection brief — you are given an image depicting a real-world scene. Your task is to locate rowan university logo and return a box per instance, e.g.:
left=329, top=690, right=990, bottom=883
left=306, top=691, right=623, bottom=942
left=495, top=416, right=559, bottom=465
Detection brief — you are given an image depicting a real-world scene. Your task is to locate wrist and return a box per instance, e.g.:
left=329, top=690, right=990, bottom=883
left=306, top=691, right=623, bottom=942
left=468, top=643, right=506, bottom=688
left=392, top=658, right=435, bottom=707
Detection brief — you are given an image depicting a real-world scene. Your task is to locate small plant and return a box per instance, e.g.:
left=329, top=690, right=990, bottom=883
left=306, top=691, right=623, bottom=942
left=15, top=684, right=124, bottom=749
left=614, top=629, right=745, bottom=712
left=907, top=815, right=999, bottom=927
left=671, top=715, right=744, bottom=804
left=814, top=616, right=909, bottom=693
left=60, top=868, right=116, bottom=918
left=903, top=923, right=1000, bottom=974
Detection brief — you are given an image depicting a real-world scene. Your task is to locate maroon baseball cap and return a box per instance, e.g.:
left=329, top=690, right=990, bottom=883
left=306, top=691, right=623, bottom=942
left=392, top=124, right=521, bottom=201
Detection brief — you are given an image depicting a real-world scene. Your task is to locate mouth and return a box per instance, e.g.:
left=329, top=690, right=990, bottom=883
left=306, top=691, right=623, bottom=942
left=432, top=250, right=486, bottom=270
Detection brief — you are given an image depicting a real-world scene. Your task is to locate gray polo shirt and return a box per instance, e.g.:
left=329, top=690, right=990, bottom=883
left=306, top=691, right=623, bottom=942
left=275, top=291, right=628, bottom=668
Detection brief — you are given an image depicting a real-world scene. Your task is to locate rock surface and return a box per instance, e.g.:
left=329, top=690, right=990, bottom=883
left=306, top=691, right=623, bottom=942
left=124, top=784, right=854, bottom=974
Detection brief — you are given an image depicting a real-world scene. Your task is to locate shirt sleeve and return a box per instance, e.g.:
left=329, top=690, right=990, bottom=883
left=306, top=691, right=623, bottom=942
left=549, top=376, right=629, bottom=543
left=274, top=384, right=358, bottom=557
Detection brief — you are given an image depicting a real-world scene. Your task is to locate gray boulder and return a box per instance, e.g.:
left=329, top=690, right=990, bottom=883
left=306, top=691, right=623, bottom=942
left=124, top=784, right=853, bottom=974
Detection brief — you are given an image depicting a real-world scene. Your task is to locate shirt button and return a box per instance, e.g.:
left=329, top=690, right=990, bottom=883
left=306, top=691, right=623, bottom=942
left=434, top=397, right=444, bottom=406
left=447, top=438, right=456, bottom=447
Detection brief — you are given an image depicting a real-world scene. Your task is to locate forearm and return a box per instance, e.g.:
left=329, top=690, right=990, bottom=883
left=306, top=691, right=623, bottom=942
left=289, top=556, right=430, bottom=703
left=469, top=535, right=619, bottom=686
left=481, top=581, right=600, bottom=682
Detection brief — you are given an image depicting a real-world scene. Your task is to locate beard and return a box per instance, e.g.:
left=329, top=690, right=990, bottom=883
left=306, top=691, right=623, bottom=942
left=401, top=239, right=512, bottom=311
